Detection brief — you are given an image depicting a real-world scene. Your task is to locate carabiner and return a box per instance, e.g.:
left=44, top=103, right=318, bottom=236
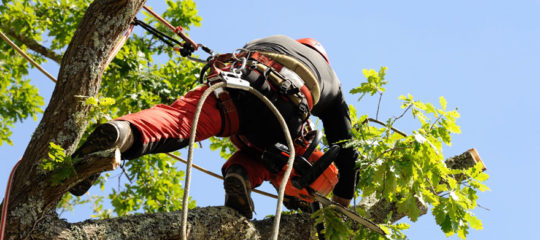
left=231, top=57, right=247, bottom=75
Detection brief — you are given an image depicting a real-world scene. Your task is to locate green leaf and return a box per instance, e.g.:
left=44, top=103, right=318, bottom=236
left=466, top=213, right=483, bottom=230
left=439, top=96, right=447, bottom=110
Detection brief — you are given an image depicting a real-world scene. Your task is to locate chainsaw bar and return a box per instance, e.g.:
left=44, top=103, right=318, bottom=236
left=312, top=192, right=387, bottom=235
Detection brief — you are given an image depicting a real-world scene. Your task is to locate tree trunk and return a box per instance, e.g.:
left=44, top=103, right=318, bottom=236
left=1, top=1, right=146, bottom=239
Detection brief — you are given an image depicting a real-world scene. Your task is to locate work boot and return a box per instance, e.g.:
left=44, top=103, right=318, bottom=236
left=69, top=121, right=134, bottom=196
left=224, top=165, right=254, bottom=219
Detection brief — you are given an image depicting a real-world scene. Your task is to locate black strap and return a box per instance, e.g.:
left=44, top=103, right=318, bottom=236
left=133, top=18, right=194, bottom=57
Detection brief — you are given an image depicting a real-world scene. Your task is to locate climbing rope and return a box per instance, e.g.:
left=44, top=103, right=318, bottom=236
left=181, top=79, right=296, bottom=240
left=0, top=160, right=21, bottom=240
left=105, top=24, right=134, bottom=67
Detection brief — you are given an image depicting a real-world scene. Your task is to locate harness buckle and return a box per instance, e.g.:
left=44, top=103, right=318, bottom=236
left=220, top=71, right=250, bottom=90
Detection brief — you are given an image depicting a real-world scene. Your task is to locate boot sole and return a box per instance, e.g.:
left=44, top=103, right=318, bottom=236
left=69, top=124, right=119, bottom=196
left=73, top=124, right=120, bottom=157
left=224, top=173, right=254, bottom=219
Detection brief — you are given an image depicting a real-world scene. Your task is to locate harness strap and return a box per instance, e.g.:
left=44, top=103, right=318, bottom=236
left=215, top=89, right=239, bottom=137
left=208, top=51, right=316, bottom=136
left=250, top=52, right=284, bottom=72
left=248, top=52, right=314, bottom=110
left=251, top=51, right=321, bottom=105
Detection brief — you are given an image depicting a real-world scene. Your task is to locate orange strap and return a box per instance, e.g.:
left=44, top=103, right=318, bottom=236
left=250, top=52, right=284, bottom=72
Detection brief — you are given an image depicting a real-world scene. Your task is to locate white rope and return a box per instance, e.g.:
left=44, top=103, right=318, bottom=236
left=181, top=82, right=227, bottom=240
left=181, top=84, right=296, bottom=240
left=247, top=88, right=295, bottom=240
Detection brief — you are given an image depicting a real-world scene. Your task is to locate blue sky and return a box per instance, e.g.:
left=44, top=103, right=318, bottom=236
left=2, top=0, right=539, bottom=239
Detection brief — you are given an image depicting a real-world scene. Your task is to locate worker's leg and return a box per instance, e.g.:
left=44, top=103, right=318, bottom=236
left=222, top=150, right=271, bottom=188
left=70, top=86, right=235, bottom=196
left=221, top=150, right=271, bottom=219
left=117, top=85, right=228, bottom=159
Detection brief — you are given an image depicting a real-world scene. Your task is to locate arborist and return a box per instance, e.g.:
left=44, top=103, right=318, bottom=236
left=69, top=35, right=358, bottom=219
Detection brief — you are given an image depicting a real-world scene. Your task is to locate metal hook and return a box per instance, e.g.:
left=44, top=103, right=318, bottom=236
left=231, top=57, right=247, bottom=75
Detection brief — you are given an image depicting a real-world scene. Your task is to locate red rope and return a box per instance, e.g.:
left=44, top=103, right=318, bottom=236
left=142, top=5, right=198, bottom=50
left=105, top=24, right=135, bottom=67
left=0, top=159, right=22, bottom=240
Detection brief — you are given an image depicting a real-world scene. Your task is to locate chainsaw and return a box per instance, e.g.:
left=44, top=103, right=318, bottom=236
left=262, top=129, right=386, bottom=236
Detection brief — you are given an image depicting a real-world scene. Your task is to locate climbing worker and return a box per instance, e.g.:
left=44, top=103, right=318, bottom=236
left=69, top=35, right=358, bottom=219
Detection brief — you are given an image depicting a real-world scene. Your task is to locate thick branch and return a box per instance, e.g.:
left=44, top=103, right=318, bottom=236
left=31, top=207, right=316, bottom=240
left=54, top=148, right=121, bottom=196
left=445, top=148, right=486, bottom=171
left=1, top=26, right=63, bottom=63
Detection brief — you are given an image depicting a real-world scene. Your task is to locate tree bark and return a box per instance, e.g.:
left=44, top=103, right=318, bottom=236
left=21, top=206, right=315, bottom=240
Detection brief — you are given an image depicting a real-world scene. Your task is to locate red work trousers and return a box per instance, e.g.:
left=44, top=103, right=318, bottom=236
left=117, top=86, right=271, bottom=188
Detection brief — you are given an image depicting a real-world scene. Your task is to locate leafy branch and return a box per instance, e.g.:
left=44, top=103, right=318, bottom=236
left=346, top=67, right=488, bottom=239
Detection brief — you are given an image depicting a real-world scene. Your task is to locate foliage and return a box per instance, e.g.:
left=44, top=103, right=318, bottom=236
left=0, top=36, right=44, bottom=146
left=312, top=206, right=410, bottom=240
left=350, top=67, right=387, bottom=101
left=343, top=68, right=488, bottom=239
left=39, top=142, right=76, bottom=185
left=0, top=0, right=87, bottom=145
left=209, top=136, right=236, bottom=159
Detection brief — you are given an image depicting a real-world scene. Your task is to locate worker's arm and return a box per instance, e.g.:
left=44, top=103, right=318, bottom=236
left=317, top=90, right=358, bottom=204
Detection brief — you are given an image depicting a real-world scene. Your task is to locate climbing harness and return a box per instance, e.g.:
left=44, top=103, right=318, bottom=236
left=193, top=50, right=386, bottom=238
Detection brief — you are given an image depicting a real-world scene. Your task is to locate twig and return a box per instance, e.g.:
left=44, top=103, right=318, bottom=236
left=477, top=204, right=490, bottom=211
left=429, top=115, right=444, bottom=131
left=393, top=104, right=413, bottom=123
left=376, top=92, right=383, bottom=120
left=425, top=177, right=437, bottom=195
left=363, top=118, right=407, bottom=137
left=119, top=160, right=133, bottom=183
left=438, top=192, right=449, bottom=198
left=372, top=146, right=410, bottom=164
